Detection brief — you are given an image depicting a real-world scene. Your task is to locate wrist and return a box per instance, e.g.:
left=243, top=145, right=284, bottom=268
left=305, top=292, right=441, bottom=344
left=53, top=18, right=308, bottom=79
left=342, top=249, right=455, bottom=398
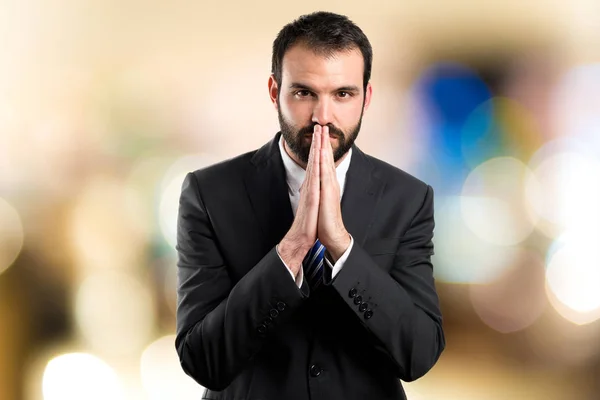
left=280, top=235, right=313, bottom=255
left=325, top=231, right=351, bottom=262
left=279, top=236, right=312, bottom=271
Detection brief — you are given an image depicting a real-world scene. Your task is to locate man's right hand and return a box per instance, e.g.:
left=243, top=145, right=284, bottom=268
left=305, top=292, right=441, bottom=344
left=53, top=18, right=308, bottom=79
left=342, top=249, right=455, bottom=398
left=278, top=125, right=322, bottom=278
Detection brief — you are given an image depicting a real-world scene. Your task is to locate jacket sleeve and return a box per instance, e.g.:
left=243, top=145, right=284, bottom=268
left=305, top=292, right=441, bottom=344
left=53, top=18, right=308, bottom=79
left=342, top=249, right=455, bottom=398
left=174, top=172, right=308, bottom=390
left=326, top=184, right=445, bottom=382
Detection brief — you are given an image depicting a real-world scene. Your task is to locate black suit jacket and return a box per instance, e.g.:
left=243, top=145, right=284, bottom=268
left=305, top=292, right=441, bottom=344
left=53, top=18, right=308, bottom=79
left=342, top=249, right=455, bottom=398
left=175, top=133, right=445, bottom=400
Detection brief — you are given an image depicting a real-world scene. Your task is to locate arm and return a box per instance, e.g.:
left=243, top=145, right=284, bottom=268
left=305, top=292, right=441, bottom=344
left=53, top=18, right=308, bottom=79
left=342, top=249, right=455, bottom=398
left=327, top=185, right=445, bottom=381
left=175, top=172, right=308, bottom=390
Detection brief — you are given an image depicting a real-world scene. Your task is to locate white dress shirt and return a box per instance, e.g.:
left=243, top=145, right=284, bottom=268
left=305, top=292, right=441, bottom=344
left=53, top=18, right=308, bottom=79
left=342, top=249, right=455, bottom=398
left=276, top=134, right=354, bottom=287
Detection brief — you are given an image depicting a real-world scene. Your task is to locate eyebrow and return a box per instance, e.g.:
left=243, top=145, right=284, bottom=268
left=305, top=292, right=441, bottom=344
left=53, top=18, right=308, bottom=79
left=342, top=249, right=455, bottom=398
left=289, top=82, right=360, bottom=93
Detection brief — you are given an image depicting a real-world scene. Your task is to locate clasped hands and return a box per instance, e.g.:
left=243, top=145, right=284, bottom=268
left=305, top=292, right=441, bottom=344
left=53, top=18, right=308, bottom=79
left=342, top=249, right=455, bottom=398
left=278, top=125, right=351, bottom=278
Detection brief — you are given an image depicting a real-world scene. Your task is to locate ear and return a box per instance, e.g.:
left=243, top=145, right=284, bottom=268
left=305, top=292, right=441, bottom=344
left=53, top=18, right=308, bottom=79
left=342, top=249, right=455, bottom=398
left=362, top=82, right=373, bottom=113
left=268, top=74, right=279, bottom=110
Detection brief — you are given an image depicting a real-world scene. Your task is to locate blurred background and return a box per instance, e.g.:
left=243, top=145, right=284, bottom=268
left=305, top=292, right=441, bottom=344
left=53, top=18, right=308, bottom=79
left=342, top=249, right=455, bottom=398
left=1, top=0, right=599, bottom=399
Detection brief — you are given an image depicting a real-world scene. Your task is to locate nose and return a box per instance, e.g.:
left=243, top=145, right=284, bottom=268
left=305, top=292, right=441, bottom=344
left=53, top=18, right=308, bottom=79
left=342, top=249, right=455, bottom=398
left=311, top=98, right=333, bottom=126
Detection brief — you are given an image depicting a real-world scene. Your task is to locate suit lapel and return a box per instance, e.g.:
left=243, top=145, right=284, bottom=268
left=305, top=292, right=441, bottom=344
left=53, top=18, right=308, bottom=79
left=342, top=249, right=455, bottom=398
left=341, top=146, right=385, bottom=247
left=244, top=133, right=294, bottom=251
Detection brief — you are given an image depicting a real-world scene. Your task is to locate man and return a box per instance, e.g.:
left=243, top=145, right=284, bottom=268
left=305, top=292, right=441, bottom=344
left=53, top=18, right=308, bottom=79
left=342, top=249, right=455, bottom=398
left=175, top=11, right=444, bottom=400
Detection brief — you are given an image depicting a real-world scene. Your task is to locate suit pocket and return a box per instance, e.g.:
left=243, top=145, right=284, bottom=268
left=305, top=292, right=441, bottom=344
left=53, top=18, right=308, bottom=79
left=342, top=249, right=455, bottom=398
left=364, top=238, right=399, bottom=255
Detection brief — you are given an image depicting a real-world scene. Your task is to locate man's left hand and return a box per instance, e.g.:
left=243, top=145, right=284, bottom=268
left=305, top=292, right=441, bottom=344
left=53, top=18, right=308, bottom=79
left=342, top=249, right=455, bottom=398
left=317, top=125, right=351, bottom=262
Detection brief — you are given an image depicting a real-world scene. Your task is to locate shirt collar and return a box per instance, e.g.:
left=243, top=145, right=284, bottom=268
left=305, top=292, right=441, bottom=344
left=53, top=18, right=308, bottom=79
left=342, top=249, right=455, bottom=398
left=278, top=133, right=352, bottom=195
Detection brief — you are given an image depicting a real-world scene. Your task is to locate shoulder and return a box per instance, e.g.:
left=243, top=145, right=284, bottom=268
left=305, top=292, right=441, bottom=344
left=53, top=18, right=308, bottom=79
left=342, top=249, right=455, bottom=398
left=190, top=150, right=256, bottom=184
left=357, top=151, right=434, bottom=217
left=182, top=150, right=258, bottom=202
left=189, top=134, right=279, bottom=184
left=361, top=151, right=431, bottom=194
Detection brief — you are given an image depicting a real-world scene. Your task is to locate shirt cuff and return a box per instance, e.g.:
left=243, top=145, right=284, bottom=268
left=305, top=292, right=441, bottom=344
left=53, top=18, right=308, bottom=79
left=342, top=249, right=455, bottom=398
left=324, top=235, right=354, bottom=279
left=276, top=244, right=304, bottom=288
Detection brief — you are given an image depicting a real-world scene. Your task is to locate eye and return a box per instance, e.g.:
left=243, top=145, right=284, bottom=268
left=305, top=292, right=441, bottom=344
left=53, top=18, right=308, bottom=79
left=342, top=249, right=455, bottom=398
left=338, top=91, right=352, bottom=98
left=295, top=90, right=312, bottom=98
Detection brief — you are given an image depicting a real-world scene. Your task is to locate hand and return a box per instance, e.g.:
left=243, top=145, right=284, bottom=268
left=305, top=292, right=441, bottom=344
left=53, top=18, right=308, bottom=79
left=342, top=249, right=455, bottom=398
left=317, top=126, right=351, bottom=262
left=278, top=125, right=322, bottom=277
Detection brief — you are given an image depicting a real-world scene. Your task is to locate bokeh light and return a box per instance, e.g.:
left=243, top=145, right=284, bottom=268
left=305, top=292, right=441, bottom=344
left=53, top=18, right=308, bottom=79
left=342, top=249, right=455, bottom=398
left=552, top=63, right=600, bottom=152
left=163, top=263, right=178, bottom=316
left=140, top=335, right=205, bottom=399
left=75, top=271, right=155, bottom=356
left=0, top=196, right=25, bottom=276
left=461, top=97, right=543, bottom=168
left=461, top=157, right=537, bottom=246
left=433, top=196, right=520, bottom=284
left=0, top=99, right=20, bottom=188
left=469, top=250, right=547, bottom=333
left=68, top=175, right=148, bottom=274
left=526, top=148, right=600, bottom=238
left=545, top=234, right=600, bottom=325
left=524, top=302, right=600, bottom=367
left=42, top=353, right=123, bottom=400
left=126, top=156, right=174, bottom=235
left=409, top=62, right=492, bottom=195
left=158, top=154, right=219, bottom=249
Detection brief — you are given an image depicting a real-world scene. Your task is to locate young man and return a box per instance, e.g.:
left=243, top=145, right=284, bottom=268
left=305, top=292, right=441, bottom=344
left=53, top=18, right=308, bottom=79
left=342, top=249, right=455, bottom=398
left=176, top=11, right=444, bottom=400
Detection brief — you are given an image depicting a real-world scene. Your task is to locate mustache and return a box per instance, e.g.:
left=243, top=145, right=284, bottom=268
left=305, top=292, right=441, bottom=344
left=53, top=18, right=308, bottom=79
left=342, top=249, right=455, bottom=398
left=298, top=124, right=344, bottom=138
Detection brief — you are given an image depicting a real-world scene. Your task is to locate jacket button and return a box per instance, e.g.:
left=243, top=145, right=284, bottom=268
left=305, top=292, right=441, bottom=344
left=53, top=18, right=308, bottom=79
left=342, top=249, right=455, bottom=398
left=269, top=309, right=279, bottom=318
left=353, top=295, right=362, bottom=305
left=359, top=302, right=368, bottom=312
left=364, top=310, right=373, bottom=319
left=348, top=288, right=358, bottom=298
left=276, top=301, right=286, bottom=311
left=309, top=364, right=322, bottom=377
left=263, top=316, right=273, bottom=325
left=257, top=324, right=267, bottom=334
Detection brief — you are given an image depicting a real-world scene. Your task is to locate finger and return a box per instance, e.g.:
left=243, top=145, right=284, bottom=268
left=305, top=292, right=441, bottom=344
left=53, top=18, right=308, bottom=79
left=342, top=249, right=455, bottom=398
left=321, top=126, right=334, bottom=166
left=322, top=127, right=341, bottom=199
left=313, top=125, right=323, bottom=167
left=302, top=125, right=320, bottom=196
left=312, top=125, right=321, bottom=186
left=320, top=125, right=328, bottom=153
left=324, top=126, right=336, bottom=174
left=306, top=125, right=319, bottom=171
left=304, top=126, right=321, bottom=190
left=320, top=126, right=333, bottom=187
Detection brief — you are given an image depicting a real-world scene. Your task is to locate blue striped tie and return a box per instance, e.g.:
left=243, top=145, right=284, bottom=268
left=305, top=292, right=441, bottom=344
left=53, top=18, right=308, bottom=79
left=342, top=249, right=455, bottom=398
left=303, top=239, right=326, bottom=290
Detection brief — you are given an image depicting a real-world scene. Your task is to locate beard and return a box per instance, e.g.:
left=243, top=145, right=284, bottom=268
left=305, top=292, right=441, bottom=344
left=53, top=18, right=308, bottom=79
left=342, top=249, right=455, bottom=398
left=278, top=107, right=363, bottom=164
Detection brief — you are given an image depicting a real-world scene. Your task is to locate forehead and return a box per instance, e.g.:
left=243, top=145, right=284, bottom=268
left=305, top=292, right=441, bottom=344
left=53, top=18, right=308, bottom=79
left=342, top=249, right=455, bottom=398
left=281, top=44, right=364, bottom=89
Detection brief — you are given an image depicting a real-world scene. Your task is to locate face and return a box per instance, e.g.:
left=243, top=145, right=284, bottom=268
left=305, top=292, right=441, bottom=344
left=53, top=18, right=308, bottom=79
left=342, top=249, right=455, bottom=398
left=269, top=44, right=372, bottom=165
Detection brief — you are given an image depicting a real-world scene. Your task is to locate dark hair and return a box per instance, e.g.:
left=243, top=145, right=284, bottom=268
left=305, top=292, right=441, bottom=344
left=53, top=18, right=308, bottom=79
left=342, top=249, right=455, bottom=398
left=271, top=11, right=373, bottom=91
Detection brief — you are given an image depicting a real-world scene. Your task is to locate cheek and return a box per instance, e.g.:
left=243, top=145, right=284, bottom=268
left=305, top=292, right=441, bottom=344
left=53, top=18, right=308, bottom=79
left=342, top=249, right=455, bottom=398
left=281, top=97, right=311, bottom=122
left=338, top=102, right=364, bottom=127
